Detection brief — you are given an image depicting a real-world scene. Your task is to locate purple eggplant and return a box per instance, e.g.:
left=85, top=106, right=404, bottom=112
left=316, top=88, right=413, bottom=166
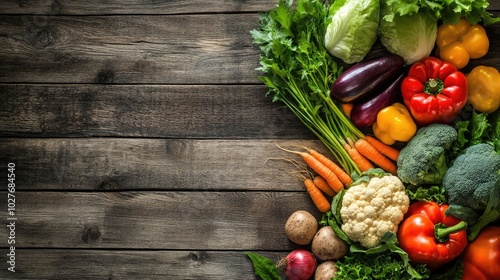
left=350, top=73, right=405, bottom=127
left=331, top=54, right=405, bottom=103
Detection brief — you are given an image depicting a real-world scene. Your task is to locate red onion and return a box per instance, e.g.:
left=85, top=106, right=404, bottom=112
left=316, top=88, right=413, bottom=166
left=277, top=249, right=317, bottom=280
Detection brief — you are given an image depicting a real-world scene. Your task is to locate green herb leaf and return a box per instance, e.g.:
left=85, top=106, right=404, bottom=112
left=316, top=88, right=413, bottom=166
left=335, top=251, right=430, bottom=280
left=451, top=110, right=496, bottom=160
left=328, top=189, right=352, bottom=244
left=407, top=184, right=447, bottom=204
left=384, top=0, right=500, bottom=25
left=490, top=110, right=500, bottom=153
left=350, top=168, right=389, bottom=186
left=469, top=111, right=491, bottom=145
left=348, top=232, right=430, bottom=279
left=245, top=252, right=281, bottom=280
left=250, top=0, right=363, bottom=176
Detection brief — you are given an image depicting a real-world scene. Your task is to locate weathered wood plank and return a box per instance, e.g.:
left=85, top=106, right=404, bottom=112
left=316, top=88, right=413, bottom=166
left=0, top=191, right=321, bottom=250
left=0, top=84, right=311, bottom=138
left=0, top=0, right=498, bottom=15
left=1, top=13, right=499, bottom=84
left=0, top=0, right=276, bottom=15
left=0, top=139, right=330, bottom=191
left=0, top=249, right=284, bottom=279
left=0, top=14, right=260, bottom=84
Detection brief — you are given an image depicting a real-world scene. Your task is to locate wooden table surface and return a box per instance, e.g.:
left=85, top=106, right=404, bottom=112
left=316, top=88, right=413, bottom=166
left=0, top=1, right=499, bottom=279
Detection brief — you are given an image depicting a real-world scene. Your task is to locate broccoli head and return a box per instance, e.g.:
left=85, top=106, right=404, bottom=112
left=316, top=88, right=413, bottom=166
left=443, top=143, right=500, bottom=211
left=397, top=124, right=457, bottom=186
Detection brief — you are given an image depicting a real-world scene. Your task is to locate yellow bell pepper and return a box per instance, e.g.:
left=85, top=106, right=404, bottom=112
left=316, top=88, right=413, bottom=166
left=436, top=18, right=489, bottom=69
left=467, top=66, right=500, bottom=113
left=372, top=103, right=417, bottom=145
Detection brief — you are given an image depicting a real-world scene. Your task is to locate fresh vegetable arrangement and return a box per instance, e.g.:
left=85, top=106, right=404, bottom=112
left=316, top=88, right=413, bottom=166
left=247, top=0, right=500, bottom=279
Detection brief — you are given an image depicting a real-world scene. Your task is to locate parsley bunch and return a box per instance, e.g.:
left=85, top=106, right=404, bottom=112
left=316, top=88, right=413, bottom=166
left=335, top=253, right=430, bottom=280
left=251, top=0, right=364, bottom=175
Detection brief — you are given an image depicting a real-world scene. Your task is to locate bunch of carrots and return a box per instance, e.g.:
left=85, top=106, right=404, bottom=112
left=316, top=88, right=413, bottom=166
left=276, top=135, right=400, bottom=213
left=251, top=0, right=403, bottom=212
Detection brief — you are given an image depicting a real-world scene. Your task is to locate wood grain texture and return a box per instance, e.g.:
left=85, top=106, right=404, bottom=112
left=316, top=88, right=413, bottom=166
left=0, top=14, right=260, bottom=84
left=0, top=0, right=498, bottom=15
left=0, top=191, right=321, bottom=250
left=0, top=0, right=276, bottom=15
left=0, top=249, right=284, bottom=279
left=1, top=12, right=500, bottom=84
left=0, top=138, right=330, bottom=191
left=0, top=84, right=311, bottom=138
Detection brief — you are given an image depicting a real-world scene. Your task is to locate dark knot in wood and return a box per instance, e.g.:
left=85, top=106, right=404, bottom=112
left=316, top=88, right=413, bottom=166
left=81, top=224, right=102, bottom=244
left=26, top=26, right=56, bottom=49
left=189, top=251, right=209, bottom=263
left=98, top=179, right=120, bottom=190
left=95, top=69, right=115, bottom=84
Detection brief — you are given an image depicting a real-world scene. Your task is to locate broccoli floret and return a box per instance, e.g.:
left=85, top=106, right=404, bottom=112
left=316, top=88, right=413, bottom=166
left=443, top=143, right=500, bottom=241
left=443, top=143, right=500, bottom=211
left=397, top=124, right=457, bottom=186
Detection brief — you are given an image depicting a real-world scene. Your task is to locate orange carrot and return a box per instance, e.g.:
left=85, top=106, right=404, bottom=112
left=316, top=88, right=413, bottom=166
left=343, top=142, right=374, bottom=172
left=341, top=103, right=353, bottom=118
left=275, top=143, right=344, bottom=193
left=304, top=178, right=331, bottom=213
left=354, top=138, right=397, bottom=175
left=313, top=176, right=336, bottom=197
left=305, top=147, right=352, bottom=187
left=364, top=136, right=400, bottom=161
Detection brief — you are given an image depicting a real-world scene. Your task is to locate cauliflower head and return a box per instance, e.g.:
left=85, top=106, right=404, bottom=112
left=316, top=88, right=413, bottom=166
left=340, top=173, right=410, bottom=248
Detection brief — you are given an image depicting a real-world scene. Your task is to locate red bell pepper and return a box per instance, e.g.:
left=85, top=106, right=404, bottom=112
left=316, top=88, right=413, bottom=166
left=397, top=201, right=468, bottom=270
left=401, top=57, right=468, bottom=126
left=462, top=226, right=500, bottom=280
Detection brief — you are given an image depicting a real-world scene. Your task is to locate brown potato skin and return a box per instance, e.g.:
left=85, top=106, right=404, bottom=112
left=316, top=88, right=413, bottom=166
left=311, top=226, right=348, bottom=261
left=314, top=261, right=337, bottom=280
left=285, top=210, right=318, bottom=245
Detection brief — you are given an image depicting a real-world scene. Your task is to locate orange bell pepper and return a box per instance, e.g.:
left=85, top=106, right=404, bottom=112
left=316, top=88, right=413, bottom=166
left=462, top=226, right=500, bottom=280
left=436, top=18, right=489, bottom=69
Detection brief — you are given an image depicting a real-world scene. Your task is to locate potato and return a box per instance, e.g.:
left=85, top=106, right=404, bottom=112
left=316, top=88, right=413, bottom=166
left=311, top=226, right=348, bottom=261
left=285, top=210, right=318, bottom=245
left=314, top=261, right=337, bottom=280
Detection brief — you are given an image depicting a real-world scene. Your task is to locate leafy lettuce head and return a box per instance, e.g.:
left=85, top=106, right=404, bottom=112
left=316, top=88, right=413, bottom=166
left=378, top=3, right=438, bottom=65
left=324, top=0, right=380, bottom=64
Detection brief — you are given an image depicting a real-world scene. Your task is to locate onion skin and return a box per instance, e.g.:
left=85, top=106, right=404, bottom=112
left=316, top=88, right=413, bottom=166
left=279, top=249, right=317, bottom=280
left=350, top=73, right=405, bottom=127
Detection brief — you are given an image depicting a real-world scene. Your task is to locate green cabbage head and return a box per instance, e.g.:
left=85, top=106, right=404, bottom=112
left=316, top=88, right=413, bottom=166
left=378, top=4, right=438, bottom=65
left=324, top=0, right=380, bottom=64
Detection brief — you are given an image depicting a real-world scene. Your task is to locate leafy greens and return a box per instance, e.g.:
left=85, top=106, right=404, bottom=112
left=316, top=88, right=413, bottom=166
left=324, top=0, right=380, bottom=64
left=246, top=252, right=281, bottom=280
left=451, top=108, right=500, bottom=159
left=250, top=0, right=365, bottom=175
left=378, top=2, right=438, bottom=65
left=335, top=232, right=430, bottom=280
left=383, top=0, right=500, bottom=25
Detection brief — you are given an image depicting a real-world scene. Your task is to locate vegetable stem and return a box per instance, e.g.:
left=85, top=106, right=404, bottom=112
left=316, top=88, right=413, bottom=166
left=251, top=0, right=365, bottom=176
left=435, top=221, right=467, bottom=242
left=425, top=78, right=444, bottom=94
